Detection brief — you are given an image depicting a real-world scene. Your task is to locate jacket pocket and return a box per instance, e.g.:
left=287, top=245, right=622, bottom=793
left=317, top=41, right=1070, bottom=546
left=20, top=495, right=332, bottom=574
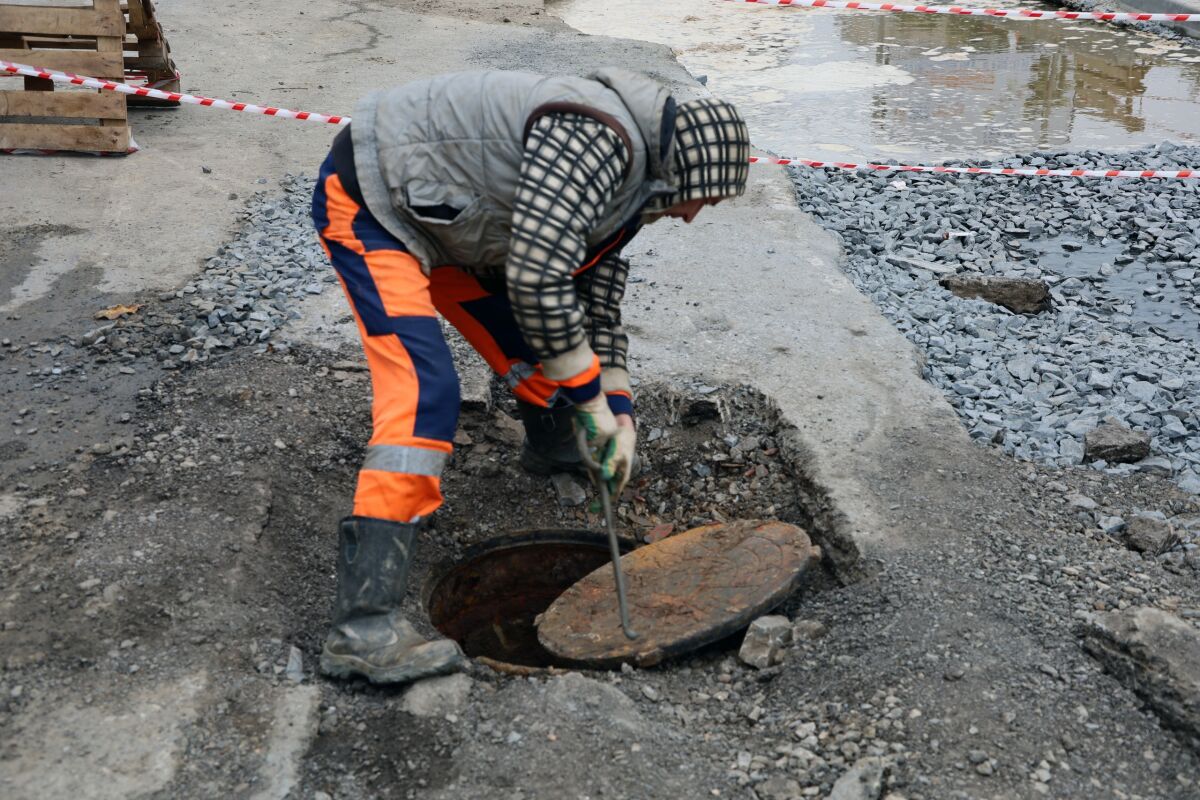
left=403, top=179, right=493, bottom=265
left=404, top=179, right=481, bottom=225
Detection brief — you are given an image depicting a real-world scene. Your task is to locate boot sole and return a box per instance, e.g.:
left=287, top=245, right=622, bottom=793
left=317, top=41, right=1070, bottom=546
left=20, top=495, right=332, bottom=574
left=319, top=646, right=466, bottom=685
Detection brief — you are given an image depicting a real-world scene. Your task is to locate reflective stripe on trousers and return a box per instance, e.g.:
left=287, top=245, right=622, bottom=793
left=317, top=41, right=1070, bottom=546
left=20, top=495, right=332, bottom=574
left=362, top=444, right=449, bottom=476
left=314, top=154, right=457, bottom=523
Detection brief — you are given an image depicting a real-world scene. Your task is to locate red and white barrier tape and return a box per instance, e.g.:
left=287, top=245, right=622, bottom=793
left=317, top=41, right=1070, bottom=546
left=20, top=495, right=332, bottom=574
left=729, top=0, right=1200, bottom=22
left=1, top=60, right=349, bottom=126
left=751, top=156, right=1197, bottom=178
left=4, top=60, right=1196, bottom=178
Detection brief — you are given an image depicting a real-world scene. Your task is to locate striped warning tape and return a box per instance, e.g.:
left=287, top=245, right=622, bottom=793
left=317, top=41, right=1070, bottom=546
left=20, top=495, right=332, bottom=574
left=3, top=60, right=1196, bottom=178
left=728, top=0, right=1200, bottom=22
left=751, top=156, right=1197, bottom=178
left=1, top=60, right=349, bottom=126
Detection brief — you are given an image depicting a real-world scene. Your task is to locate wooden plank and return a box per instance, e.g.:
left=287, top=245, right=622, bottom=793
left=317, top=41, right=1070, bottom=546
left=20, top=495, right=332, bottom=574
left=122, top=37, right=158, bottom=52
left=20, top=36, right=99, bottom=49
left=122, top=39, right=167, bottom=63
left=0, top=88, right=124, bottom=118
left=124, top=0, right=146, bottom=29
left=129, top=38, right=167, bottom=56
left=0, top=48, right=123, bottom=76
left=0, top=6, right=124, bottom=38
left=0, top=120, right=129, bottom=152
left=125, top=57, right=168, bottom=72
left=125, top=54, right=173, bottom=73
left=124, top=6, right=159, bottom=39
left=94, top=0, right=123, bottom=23
left=93, top=33, right=122, bottom=78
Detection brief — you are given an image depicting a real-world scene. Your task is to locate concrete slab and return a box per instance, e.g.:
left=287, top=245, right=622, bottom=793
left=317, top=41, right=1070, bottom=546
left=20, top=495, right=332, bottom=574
left=0, top=0, right=696, bottom=337
left=250, top=685, right=320, bottom=800
left=0, top=672, right=206, bottom=800
left=621, top=162, right=969, bottom=576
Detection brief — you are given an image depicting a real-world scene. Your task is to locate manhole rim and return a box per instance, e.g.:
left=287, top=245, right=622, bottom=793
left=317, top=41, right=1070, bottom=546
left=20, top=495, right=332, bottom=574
left=421, top=528, right=639, bottom=675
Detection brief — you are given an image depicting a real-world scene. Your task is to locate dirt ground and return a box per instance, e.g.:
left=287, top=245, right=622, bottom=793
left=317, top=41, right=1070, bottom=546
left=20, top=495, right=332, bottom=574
left=2, top=283, right=1199, bottom=797
left=2, top=2, right=1200, bottom=796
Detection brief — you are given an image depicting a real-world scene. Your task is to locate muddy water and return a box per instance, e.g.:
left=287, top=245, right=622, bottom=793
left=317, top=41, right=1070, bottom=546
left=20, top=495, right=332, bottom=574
left=1031, top=236, right=1200, bottom=341
left=553, top=0, right=1200, bottom=162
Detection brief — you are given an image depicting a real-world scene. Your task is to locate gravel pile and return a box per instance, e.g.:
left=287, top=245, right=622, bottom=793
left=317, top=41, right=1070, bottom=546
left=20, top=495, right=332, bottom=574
left=789, top=143, right=1200, bottom=497
left=164, top=174, right=328, bottom=361
left=437, top=383, right=816, bottom=553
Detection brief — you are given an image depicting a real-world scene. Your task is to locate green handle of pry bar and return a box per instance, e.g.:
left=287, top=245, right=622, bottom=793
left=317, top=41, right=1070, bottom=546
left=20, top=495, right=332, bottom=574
left=576, top=427, right=638, bottom=641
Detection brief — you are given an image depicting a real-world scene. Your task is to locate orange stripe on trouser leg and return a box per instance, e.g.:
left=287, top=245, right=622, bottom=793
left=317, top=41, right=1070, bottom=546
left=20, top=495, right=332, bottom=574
left=341, top=293, right=454, bottom=522
left=354, top=324, right=449, bottom=521
left=319, top=173, right=365, bottom=250
left=429, top=267, right=511, bottom=373
left=365, top=249, right=437, bottom=317
left=320, top=174, right=435, bottom=318
left=427, top=266, right=493, bottom=304
left=429, top=266, right=560, bottom=407
left=362, top=313, right=422, bottom=439
left=354, top=470, right=444, bottom=522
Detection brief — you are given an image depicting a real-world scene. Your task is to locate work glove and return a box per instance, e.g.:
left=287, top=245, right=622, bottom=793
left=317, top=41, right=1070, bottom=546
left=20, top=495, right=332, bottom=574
left=574, top=394, right=637, bottom=498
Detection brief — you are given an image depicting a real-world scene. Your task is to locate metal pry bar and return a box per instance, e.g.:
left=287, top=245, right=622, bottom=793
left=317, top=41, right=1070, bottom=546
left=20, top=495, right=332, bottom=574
left=576, top=428, right=638, bottom=640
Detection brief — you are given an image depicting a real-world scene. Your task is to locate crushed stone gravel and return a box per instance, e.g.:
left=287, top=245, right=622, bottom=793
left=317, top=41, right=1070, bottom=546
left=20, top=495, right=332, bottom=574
left=790, top=143, right=1200, bottom=506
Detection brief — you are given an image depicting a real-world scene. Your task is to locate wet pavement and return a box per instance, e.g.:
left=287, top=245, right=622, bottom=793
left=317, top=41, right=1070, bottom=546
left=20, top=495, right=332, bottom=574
left=1031, top=235, right=1200, bottom=342
left=553, top=0, right=1200, bottom=162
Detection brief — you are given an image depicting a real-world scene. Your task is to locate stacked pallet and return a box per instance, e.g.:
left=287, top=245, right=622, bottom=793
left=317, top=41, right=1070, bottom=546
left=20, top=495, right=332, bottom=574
left=121, top=0, right=178, bottom=106
left=0, top=0, right=130, bottom=152
left=1, top=0, right=180, bottom=153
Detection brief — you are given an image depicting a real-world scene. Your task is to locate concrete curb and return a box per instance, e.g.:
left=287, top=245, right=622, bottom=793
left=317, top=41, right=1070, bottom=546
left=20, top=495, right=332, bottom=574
left=623, top=161, right=970, bottom=580
left=1085, top=0, right=1200, bottom=37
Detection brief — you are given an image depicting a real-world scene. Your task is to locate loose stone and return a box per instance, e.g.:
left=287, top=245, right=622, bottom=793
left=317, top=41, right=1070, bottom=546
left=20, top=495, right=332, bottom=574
left=739, top=615, right=793, bottom=669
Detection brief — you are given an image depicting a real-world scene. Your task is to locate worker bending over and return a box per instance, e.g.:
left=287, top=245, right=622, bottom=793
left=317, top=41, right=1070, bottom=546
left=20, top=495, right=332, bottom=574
left=311, top=68, right=750, bottom=684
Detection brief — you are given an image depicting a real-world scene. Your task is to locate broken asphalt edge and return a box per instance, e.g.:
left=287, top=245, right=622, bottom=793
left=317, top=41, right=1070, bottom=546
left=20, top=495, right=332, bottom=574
left=622, top=157, right=972, bottom=583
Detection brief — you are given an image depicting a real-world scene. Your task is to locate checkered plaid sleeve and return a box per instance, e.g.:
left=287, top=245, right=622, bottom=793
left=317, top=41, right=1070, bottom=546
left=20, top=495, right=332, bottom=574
left=577, top=253, right=629, bottom=372
left=576, top=253, right=634, bottom=415
left=506, top=113, right=630, bottom=387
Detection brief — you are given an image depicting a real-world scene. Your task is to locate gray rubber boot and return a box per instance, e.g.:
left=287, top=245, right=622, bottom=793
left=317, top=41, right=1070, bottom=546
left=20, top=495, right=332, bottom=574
left=517, top=399, right=584, bottom=476
left=320, top=516, right=464, bottom=684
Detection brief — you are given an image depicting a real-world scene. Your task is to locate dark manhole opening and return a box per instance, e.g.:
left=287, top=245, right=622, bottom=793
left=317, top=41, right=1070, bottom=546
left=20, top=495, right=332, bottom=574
left=425, top=530, right=634, bottom=669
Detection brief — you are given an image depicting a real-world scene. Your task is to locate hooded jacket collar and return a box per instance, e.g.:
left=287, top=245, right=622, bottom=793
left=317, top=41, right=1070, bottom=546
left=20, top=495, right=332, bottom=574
left=590, top=68, right=678, bottom=194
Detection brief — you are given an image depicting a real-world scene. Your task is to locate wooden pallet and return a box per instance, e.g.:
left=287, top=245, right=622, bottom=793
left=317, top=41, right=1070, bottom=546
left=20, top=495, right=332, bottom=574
left=0, top=0, right=130, bottom=152
left=121, top=0, right=178, bottom=106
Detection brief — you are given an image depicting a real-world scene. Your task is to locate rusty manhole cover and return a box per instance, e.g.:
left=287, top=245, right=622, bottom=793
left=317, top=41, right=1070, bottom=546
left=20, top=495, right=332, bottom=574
left=537, top=520, right=817, bottom=668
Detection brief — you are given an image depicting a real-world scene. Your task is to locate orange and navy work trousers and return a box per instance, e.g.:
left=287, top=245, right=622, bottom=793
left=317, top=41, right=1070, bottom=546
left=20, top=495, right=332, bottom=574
left=312, top=152, right=578, bottom=523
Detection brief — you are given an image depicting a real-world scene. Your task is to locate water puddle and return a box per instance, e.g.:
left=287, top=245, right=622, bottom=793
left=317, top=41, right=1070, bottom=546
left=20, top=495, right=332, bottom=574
left=552, top=0, right=1200, bottom=161
left=1029, top=236, right=1200, bottom=341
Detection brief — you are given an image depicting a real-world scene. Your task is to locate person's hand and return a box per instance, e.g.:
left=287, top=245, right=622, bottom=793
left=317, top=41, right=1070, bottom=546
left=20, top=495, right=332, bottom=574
left=608, top=414, right=637, bottom=498
left=574, top=397, right=636, bottom=496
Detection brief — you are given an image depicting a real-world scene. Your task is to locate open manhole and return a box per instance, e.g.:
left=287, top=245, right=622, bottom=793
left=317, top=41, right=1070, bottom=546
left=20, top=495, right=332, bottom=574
left=426, top=521, right=818, bottom=672
left=425, top=530, right=635, bottom=670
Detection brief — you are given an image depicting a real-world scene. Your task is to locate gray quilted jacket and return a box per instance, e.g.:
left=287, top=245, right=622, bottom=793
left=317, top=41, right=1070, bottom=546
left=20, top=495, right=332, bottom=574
left=350, top=68, right=678, bottom=271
